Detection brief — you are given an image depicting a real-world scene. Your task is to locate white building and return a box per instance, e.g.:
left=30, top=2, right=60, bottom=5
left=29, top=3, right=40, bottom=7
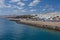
left=36, top=12, right=60, bottom=19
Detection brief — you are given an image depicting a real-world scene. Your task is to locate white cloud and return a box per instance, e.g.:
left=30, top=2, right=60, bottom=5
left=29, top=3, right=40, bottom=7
left=0, top=0, right=25, bottom=8
left=17, top=7, right=24, bottom=9
left=13, top=10, right=18, bottom=13
left=40, top=5, right=55, bottom=12
left=42, top=9, right=46, bottom=11
left=10, top=0, right=20, bottom=2
left=21, top=10, right=26, bottom=12
left=17, top=2, right=25, bottom=6
left=0, top=0, right=26, bottom=15
left=9, top=5, right=24, bottom=10
left=0, top=0, right=5, bottom=7
left=10, top=0, right=25, bottom=6
left=38, top=5, right=55, bottom=13
left=0, top=0, right=12, bottom=8
left=29, top=0, right=40, bottom=6
left=46, top=5, right=55, bottom=12
left=10, top=0, right=25, bottom=7
left=22, top=0, right=28, bottom=1
left=30, top=9, right=36, bottom=12
left=4, top=4, right=12, bottom=8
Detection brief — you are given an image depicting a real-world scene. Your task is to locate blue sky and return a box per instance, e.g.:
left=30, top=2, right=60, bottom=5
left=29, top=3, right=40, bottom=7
left=0, top=0, right=60, bottom=15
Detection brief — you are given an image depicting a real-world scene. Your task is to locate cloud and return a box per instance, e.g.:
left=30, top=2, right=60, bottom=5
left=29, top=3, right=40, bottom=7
left=7, top=5, right=24, bottom=10
left=0, top=0, right=26, bottom=15
left=9, top=9, right=27, bottom=15
left=0, top=0, right=25, bottom=10
left=22, top=0, right=28, bottom=1
left=10, top=0, right=20, bottom=2
left=9, top=0, right=25, bottom=7
left=29, top=0, right=40, bottom=6
left=17, top=7, right=24, bottom=9
left=39, top=5, right=55, bottom=13
left=42, top=9, right=46, bottom=11
left=17, top=2, right=25, bottom=6
left=21, top=10, right=26, bottom=12
left=12, top=10, right=18, bottom=13
left=0, top=0, right=5, bottom=7
left=0, top=0, right=12, bottom=8
left=46, top=5, right=55, bottom=12
left=30, top=9, right=36, bottom=12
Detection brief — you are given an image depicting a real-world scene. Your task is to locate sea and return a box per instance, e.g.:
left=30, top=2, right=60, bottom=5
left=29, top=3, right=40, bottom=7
left=0, top=18, right=60, bottom=40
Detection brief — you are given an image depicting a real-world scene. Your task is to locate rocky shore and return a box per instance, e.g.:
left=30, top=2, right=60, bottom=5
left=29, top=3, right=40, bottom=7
left=9, top=18, right=60, bottom=31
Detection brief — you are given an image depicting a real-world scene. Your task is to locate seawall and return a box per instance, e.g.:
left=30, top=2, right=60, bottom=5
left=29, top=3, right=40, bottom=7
left=10, top=19, right=60, bottom=31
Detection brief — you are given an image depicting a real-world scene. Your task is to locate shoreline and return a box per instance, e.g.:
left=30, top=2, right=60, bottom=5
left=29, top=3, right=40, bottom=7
left=9, top=18, right=60, bottom=31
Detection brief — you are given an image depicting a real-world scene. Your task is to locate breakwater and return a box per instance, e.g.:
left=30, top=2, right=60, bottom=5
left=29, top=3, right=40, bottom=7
left=10, top=18, right=60, bottom=31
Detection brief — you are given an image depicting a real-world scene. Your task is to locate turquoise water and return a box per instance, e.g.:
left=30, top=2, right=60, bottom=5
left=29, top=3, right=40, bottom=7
left=0, top=18, right=60, bottom=40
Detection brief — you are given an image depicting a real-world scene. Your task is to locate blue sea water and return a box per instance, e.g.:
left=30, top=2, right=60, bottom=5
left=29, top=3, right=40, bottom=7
left=0, top=18, right=60, bottom=40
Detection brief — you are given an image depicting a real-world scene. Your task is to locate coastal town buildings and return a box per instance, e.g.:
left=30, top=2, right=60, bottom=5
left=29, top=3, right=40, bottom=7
left=8, top=12, right=60, bottom=22
left=32, top=12, right=60, bottom=22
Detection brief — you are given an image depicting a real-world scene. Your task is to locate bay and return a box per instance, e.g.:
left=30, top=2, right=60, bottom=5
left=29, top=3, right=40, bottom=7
left=0, top=18, right=60, bottom=40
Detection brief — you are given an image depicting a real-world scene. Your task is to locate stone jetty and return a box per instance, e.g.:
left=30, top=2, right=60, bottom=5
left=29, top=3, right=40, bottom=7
left=9, top=18, right=60, bottom=31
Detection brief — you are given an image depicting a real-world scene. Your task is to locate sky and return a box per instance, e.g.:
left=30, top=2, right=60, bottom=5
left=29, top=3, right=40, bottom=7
left=0, top=0, right=60, bottom=15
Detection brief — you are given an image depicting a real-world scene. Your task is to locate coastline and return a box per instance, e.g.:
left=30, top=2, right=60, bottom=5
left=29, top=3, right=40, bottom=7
left=9, top=18, right=60, bottom=31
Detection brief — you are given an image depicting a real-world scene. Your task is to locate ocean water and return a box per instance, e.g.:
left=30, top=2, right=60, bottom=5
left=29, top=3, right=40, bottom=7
left=0, top=18, right=60, bottom=40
